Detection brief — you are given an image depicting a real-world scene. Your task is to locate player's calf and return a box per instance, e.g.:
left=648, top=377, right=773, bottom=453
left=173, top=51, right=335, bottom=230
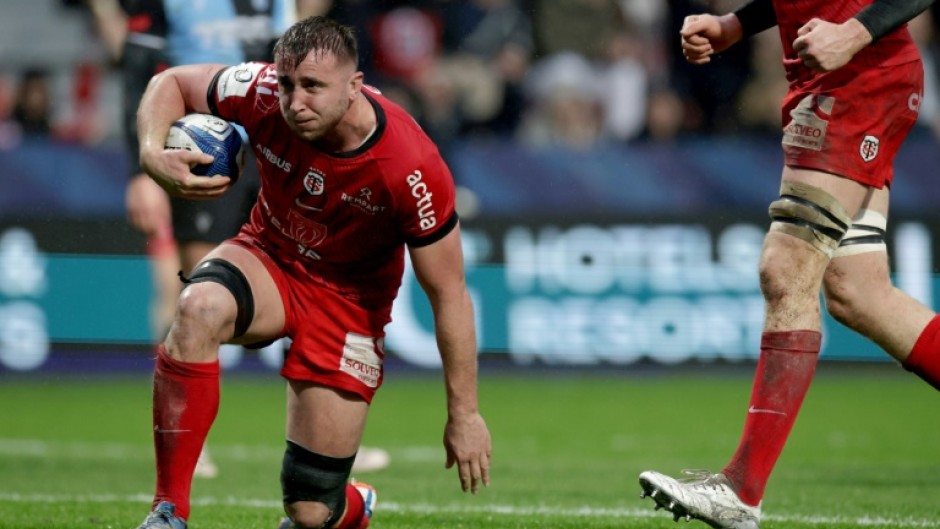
left=906, top=315, right=940, bottom=391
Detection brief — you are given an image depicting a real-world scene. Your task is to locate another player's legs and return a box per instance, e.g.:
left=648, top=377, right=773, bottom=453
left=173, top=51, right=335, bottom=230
left=639, top=470, right=759, bottom=529
left=278, top=382, right=375, bottom=529
left=640, top=169, right=870, bottom=527
left=145, top=224, right=182, bottom=340
left=822, top=196, right=940, bottom=389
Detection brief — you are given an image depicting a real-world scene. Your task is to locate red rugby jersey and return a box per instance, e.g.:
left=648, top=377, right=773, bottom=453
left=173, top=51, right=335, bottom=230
left=772, top=0, right=920, bottom=86
left=209, top=62, right=458, bottom=304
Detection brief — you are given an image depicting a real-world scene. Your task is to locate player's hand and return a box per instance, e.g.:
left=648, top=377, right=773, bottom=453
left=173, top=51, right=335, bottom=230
left=444, top=411, right=492, bottom=494
left=140, top=147, right=232, bottom=200
left=126, top=173, right=171, bottom=236
left=793, top=18, right=872, bottom=73
left=680, top=13, right=743, bottom=65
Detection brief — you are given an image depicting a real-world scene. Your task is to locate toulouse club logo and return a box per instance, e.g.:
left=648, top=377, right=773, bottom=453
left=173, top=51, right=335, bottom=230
left=304, top=169, right=325, bottom=195
left=859, top=135, right=879, bottom=163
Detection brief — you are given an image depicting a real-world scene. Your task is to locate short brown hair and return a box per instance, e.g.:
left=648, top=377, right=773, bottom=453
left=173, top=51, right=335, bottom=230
left=273, top=16, right=359, bottom=73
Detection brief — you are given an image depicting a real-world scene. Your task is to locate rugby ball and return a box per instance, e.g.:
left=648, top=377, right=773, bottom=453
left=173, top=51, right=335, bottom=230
left=165, top=113, right=246, bottom=181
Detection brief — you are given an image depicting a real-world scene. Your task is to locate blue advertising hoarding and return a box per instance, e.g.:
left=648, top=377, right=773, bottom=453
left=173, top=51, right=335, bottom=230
left=0, top=219, right=935, bottom=373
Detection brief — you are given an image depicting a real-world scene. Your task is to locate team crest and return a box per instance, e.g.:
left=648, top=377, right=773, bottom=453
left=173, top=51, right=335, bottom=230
left=303, top=169, right=326, bottom=195
left=859, top=135, right=879, bottom=162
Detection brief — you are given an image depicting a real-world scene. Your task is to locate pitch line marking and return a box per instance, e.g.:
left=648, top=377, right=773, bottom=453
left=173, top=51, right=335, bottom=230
left=0, top=492, right=938, bottom=528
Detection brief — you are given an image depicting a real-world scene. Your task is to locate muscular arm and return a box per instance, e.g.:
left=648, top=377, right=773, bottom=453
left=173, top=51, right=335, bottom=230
left=409, top=223, right=492, bottom=494
left=794, top=0, right=934, bottom=73
left=137, top=64, right=221, bottom=156
left=137, top=64, right=230, bottom=198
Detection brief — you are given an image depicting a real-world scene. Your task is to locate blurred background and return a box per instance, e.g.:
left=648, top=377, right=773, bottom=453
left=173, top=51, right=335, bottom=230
left=2, top=0, right=940, bottom=376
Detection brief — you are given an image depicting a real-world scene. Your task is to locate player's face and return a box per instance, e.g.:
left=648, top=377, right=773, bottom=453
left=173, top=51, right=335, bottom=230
left=277, top=51, right=359, bottom=142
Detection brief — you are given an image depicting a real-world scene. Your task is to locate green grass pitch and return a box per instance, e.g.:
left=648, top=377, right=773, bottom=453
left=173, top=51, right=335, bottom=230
left=1, top=363, right=938, bottom=528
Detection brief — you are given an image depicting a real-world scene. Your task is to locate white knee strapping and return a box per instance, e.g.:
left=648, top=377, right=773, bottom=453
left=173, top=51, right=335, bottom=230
left=832, top=209, right=887, bottom=258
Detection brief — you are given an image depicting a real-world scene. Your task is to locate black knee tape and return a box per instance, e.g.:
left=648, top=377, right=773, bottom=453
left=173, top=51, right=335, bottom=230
left=179, top=258, right=254, bottom=338
left=281, top=441, right=355, bottom=526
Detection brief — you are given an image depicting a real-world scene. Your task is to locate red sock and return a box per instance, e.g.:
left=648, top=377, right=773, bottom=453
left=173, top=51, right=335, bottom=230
left=152, top=345, right=220, bottom=520
left=722, top=330, right=821, bottom=506
left=335, top=484, right=367, bottom=529
left=904, top=315, right=940, bottom=391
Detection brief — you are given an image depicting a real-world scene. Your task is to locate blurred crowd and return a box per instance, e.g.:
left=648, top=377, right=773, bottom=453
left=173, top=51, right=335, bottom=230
left=2, top=0, right=940, bottom=153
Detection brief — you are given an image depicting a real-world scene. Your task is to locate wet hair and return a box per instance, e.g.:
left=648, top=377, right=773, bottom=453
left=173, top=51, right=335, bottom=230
left=273, top=16, right=359, bottom=73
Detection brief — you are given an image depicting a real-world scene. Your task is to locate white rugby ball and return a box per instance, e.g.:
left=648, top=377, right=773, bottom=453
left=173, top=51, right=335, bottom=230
left=165, top=113, right=246, bottom=181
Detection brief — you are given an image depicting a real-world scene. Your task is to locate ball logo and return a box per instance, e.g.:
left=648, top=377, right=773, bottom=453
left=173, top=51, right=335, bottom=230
left=165, top=114, right=245, bottom=180
left=201, top=116, right=232, bottom=137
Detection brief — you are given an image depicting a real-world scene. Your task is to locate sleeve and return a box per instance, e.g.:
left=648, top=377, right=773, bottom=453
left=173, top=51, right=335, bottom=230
left=206, top=62, right=275, bottom=128
left=734, top=0, right=777, bottom=38
left=855, top=0, right=935, bottom=42
left=396, top=152, right=459, bottom=248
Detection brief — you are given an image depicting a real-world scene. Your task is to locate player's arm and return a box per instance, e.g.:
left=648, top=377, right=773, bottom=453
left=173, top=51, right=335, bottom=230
left=734, top=0, right=777, bottom=38
left=408, top=223, right=492, bottom=494
left=85, top=0, right=127, bottom=63
left=680, top=1, right=769, bottom=65
left=122, top=27, right=172, bottom=235
left=856, top=0, right=936, bottom=42
left=794, top=0, right=934, bottom=73
left=137, top=64, right=230, bottom=199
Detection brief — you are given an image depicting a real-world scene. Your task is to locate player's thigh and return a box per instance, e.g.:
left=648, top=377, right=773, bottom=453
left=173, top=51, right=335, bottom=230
left=825, top=249, right=892, bottom=297
left=761, top=167, right=868, bottom=284
left=286, top=381, right=369, bottom=458
left=824, top=187, right=892, bottom=299
left=779, top=165, right=874, bottom=219
left=201, top=242, right=286, bottom=343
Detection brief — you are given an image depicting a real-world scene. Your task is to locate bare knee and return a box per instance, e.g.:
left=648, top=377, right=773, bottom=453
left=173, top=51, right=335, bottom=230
left=166, top=283, right=236, bottom=358
left=823, top=268, right=879, bottom=327
left=758, top=254, right=789, bottom=306
left=759, top=246, right=807, bottom=306
left=823, top=272, right=851, bottom=324
left=284, top=501, right=333, bottom=529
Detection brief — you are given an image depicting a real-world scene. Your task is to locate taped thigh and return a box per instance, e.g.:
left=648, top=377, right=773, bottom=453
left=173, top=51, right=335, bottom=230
left=179, top=258, right=254, bottom=338
left=832, top=209, right=887, bottom=258
left=767, top=181, right=852, bottom=256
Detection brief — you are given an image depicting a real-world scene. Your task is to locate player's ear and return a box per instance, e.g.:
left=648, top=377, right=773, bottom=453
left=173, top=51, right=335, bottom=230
left=349, top=71, right=364, bottom=97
